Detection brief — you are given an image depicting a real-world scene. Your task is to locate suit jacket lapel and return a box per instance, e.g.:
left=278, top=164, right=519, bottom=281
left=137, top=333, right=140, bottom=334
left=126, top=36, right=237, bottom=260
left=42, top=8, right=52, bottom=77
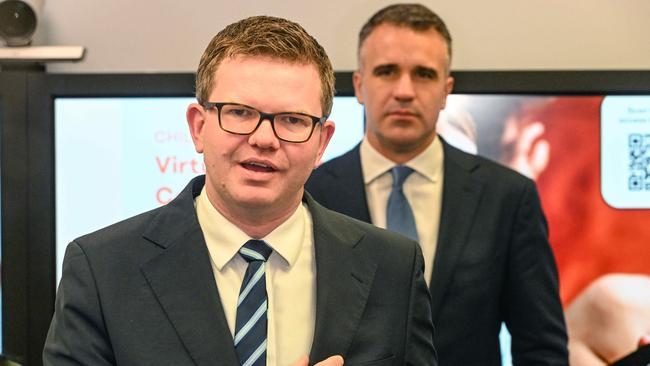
left=140, top=177, right=240, bottom=366
left=305, top=194, right=377, bottom=362
left=430, top=140, right=484, bottom=321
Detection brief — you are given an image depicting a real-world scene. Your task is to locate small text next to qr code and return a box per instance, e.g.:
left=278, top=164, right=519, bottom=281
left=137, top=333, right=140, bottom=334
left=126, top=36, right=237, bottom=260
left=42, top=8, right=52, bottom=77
left=628, top=133, right=650, bottom=191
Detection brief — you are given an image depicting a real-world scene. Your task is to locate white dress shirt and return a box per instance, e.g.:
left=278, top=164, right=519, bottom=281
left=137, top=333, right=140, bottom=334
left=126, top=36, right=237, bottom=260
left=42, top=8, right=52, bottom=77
left=360, top=136, right=444, bottom=285
left=195, top=188, right=316, bottom=366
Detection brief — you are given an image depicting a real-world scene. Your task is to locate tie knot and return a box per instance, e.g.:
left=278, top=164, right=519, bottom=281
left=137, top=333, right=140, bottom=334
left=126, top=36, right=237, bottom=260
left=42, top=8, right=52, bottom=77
left=391, top=165, right=415, bottom=189
left=239, top=240, right=273, bottom=263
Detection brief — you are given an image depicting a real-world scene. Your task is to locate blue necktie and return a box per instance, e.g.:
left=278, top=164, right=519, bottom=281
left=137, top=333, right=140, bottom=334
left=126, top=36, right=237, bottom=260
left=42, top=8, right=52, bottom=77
left=386, top=165, right=419, bottom=242
left=235, top=239, right=273, bottom=366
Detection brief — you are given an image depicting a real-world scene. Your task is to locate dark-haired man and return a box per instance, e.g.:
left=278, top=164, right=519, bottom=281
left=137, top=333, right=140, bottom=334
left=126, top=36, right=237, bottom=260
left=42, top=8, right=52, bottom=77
left=307, top=4, right=569, bottom=365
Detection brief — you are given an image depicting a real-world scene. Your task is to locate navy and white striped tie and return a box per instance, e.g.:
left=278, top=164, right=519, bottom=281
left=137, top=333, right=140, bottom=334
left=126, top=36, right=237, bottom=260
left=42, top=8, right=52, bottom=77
left=234, top=239, right=273, bottom=366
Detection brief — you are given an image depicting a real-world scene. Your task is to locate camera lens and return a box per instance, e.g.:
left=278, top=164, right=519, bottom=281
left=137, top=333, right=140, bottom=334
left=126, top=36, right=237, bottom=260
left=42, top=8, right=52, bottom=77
left=0, top=0, right=37, bottom=45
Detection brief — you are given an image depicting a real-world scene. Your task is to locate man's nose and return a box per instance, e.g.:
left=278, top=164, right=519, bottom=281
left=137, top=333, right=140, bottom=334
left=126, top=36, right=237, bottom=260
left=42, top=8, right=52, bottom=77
left=394, top=74, right=415, bottom=102
left=248, top=118, right=281, bottom=149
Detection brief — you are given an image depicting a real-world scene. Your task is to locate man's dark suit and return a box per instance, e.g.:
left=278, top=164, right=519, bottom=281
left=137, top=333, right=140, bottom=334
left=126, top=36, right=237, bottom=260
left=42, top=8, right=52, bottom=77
left=43, top=176, right=436, bottom=366
left=306, top=140, right=569, bottom=365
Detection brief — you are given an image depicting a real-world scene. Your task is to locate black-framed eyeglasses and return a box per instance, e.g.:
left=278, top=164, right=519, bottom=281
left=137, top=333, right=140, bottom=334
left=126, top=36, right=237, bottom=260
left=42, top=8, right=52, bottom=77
left=202, top=102, right=327, bottom=143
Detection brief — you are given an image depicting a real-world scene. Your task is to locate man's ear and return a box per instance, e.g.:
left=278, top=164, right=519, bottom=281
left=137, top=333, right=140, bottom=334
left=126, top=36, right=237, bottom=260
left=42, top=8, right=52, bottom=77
left=353, top=70, right=364, bottom=105
left=186, top=103, right=207, bottom=153
left=441, top=75, right=455, bottom=109
left=314, top=120, right=335, bottom=168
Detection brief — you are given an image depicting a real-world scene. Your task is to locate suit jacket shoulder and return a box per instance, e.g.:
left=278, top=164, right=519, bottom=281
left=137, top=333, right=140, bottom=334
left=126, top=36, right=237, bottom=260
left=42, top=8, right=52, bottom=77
left=441, top=138, right=535, bottom=189
left=307, top=145, right=371, bottom=222
left=45, top=176, right=238, bottom=366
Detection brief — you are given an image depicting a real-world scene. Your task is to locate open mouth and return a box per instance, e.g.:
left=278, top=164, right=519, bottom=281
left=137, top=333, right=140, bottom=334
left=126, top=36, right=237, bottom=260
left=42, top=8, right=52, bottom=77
left=241, top=161, right=276, bottom=173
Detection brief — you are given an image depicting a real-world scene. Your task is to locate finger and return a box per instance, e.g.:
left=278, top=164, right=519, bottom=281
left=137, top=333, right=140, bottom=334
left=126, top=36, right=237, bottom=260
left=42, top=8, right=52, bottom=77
left=529, top=139, right=550, bottom=179
left=515, top=121, right=545, bottom=155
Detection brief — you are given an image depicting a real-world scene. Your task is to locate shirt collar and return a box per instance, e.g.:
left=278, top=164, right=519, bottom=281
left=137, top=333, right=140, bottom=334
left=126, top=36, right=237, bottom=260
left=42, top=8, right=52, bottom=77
left=360, top=134, right=443, bottom=184
left=196, top=187, right=306, bottom=270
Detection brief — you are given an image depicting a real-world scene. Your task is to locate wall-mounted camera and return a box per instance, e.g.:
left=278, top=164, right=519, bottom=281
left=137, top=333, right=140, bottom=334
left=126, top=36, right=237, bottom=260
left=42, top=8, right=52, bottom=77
left=0, top=0, right=84, bottom=67
left=0, top=0, right=43, bottom=47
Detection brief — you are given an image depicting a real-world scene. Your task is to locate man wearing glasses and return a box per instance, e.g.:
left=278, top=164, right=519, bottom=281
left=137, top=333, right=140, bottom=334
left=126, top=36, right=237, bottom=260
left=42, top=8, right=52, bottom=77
left=44, top=16, right=436, bottom=366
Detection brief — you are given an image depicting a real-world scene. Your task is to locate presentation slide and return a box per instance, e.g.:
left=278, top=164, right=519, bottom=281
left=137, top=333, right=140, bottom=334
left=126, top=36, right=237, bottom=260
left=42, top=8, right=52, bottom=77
left=55, top=94, right=650, bottom=365
left=55, top=96, right=364, bottom=281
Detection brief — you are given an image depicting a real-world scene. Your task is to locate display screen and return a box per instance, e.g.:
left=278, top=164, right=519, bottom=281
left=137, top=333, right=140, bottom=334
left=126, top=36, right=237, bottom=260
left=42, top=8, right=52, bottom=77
left=54, top=96, right=364, bottom=282
left=54, top=91, right=650, bottom=365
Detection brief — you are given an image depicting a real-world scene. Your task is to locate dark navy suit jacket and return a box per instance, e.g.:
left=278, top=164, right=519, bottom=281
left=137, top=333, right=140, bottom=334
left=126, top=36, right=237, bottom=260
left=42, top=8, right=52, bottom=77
left=44, top=176, right=437, bottom=366
left=306, top=140, right=569, bottom=365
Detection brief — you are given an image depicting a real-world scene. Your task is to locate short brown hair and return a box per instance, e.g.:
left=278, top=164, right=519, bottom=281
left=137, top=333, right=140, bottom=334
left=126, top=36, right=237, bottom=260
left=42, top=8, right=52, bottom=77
left=358, top=3, right=452, bottom=61
left=195, top=15, right=335, bottom=117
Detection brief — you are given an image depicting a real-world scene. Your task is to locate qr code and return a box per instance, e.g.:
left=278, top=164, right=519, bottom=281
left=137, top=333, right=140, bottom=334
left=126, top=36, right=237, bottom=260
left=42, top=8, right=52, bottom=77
left=628, top=133, right=650, bottom=191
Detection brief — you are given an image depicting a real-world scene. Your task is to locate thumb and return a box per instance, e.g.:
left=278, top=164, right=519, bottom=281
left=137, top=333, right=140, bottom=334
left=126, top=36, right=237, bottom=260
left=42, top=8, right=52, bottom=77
left=318, top=355, right=344, bottom=366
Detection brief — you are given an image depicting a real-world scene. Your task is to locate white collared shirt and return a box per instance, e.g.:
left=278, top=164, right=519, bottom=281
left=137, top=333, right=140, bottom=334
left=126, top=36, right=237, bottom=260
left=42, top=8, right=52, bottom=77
left=195, top=188, right=316, bottom=366
left=360, top=136, right=444, bottom=285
